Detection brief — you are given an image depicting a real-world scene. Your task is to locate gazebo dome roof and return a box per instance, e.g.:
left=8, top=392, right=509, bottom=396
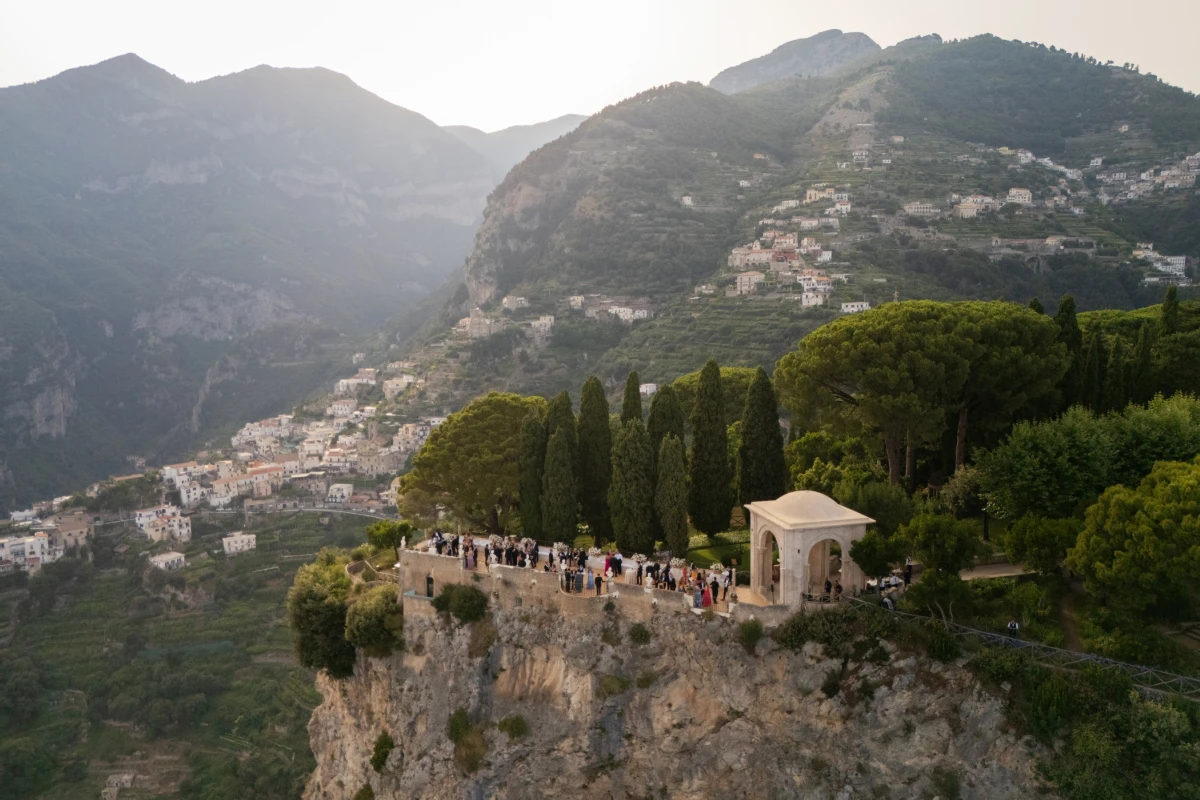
left=747, top=490, right=875, bottom=531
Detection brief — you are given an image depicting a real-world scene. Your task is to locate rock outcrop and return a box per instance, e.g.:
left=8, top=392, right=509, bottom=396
left=305, top=603, right=1048, bottom=799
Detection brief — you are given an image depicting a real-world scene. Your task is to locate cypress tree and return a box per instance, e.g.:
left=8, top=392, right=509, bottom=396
left=577, top=377, right=614, bottom=545
left=544, top=391, right=577, bottom=472
left=1028, top=297, right=1045, bottom=314
left=621, top=371, right=642, bottom=423
left=737, top=367, right=787, bottom=506
left=688, top=360, right=732, bottom=536
left=1054, top=295, right=1084, bottom=407
left=1080, top=332, right=1103, bottom=410
left=655, top=435, right=690, bottom=559
left=646, top=384, right=686, bottom=472
left=518, top=416, right=547, bottom=539
left=541, top=428, right=577, bottom=545
left=1128, top=324, right=1154, bottom=404
left=1101, top=336, right=1127, bottom=413
left=1161, top=285, right=1180, bottom=335
left=609, top=420, right=656, bottom=555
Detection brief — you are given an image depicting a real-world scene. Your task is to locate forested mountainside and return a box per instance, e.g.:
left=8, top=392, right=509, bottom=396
left=708, top=28, right=881, bottom=94
left=381, top=33, right=1200, bottom=420
left=0, top=55, right=500, bottom=511
left=445, top=114, right=588, bottom=177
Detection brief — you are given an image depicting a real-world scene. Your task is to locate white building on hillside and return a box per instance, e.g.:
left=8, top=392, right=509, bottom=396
left=327, top=484, right=354, bottom=503
left=735, top=271, right=765, bottom=295
left=841, top=301, right=871, bottom=314
left=222, top=532, right=257, bottom=555
left=149, top=551, right=186, bottom=572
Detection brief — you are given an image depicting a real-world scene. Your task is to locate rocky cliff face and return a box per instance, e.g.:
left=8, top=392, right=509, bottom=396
left=305, top=604, right=1047, bottom=800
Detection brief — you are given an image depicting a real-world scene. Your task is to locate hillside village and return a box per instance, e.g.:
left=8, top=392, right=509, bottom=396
left=720, top=137, right=1198, bottom=310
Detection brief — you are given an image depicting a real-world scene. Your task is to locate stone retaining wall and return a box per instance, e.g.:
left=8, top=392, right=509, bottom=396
left=395, top=551, right=793, bottom=626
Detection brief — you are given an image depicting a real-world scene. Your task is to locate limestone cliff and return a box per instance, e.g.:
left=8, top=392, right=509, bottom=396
left=305, top=601, right=1048, bottom=799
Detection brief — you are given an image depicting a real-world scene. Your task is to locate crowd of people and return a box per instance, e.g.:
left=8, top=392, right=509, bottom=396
left=420, top=531, right=739, bottom=609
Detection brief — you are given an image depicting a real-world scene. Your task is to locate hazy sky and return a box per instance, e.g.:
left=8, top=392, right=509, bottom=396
left=3, top=0, right=1198, bottom=131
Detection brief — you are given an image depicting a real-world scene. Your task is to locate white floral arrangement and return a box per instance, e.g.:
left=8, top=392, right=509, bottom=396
left=710, top=562, right=725, bottom=572
left=587, top=546, right=603, bottom=557
left=488, top=534, right=505, bottom=547
left=669, top=557, right=686, bottom=568
left=520, top=538, right=535, bottom=549
left=631, top=553, right=648, bottom=564
left=553, top=542, right=570, bottom=554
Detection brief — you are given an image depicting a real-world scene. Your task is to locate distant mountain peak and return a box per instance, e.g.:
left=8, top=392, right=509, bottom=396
left=709, top=29, right=880, bottom=94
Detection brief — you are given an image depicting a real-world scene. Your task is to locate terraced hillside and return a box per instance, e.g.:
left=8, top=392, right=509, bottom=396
left=378, top=33, right=1200, bottom=416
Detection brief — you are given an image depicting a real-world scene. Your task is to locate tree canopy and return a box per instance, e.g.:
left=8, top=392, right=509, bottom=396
left=977, top=395, right=1200, bottom=519
left=655, top=435, right=690, bottom=558
left=688, top=360, right=732, bottom=536
left=405, top=392, right=547, bottom=535
left=737, top=367, right=787, bottom=506
left=578, top=376, right=614, bottom=544
left=541, top=428, right=577, bottom=544
left=673, top=365, right=758, bottom=427
left=286, top=550, right=356, bottom=679
left=610, top=420, right=656, bottom=555
left=621, top=371, right=642, bottom=423
left=1067, top=458, right=1200, bottom=617
left=646, top=384, right=686, bottom=470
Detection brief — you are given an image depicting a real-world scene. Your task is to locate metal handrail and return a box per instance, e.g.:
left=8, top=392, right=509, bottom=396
left=842, top=596, right=1200, bottom=700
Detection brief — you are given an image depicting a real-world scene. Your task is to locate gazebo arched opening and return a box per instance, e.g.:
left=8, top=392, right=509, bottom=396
left=805, top=537, right=844, bottom=602
left=759, top=529, right=781, bottom=604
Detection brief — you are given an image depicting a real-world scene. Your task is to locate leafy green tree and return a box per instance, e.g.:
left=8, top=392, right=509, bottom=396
left=737, top=367, right=787, bottom=506
left=673, top=365, right=758, bottom=426
left=1100, top=336, right=1127, bottom=413
left=366, top=520, right=411, bottom=552
left=835, top=480, right=915, bottom=536
left=1079, top=332, right=1103, bottom=410
left=544, top=391, right=578, bottom=471
left=577, top=377, right=613, bottom=545
left=621, top=371, right=642, bottom=423
left=1004, top=516, right=1082, bottom=576
left=405, top=392, right=547, bottom=535
left=1028, top=297, right=1045, bottom=314
left=655, top=435, right=690, bottom=558
left=0, top=738, right=56, bottom=799
left=370, top=730, right=394, bottom=773
left=849, top=528, right=907, bottom=582
left=903, top=513, right=981, bottom=574
left=1067, top=458, right=1200, bottom=617
left=940, top=465, right=985, bottom=518
left=976, top=406, right=1114, bottom=519
left=980, top=395, right=1200, bottom=519
left=775, top=302, right=972, bottom=485
left=431, top=584, right=489, bottom=623
left=688, top=360, right=732, bottom=536
left=518, top=416, right=547, bottom=539
left=610, top=420, right=656, bottom=554
left=541, top=428, right=577, bottom=545
left=1054, top=295, right=1084, bottom=407
left=945, top=302, right=1069, bottom=470
left=1160, top=285, right=1180, bottom=335
left=647, top=383, right=686, bottom=472
left=287, top=551, right=356, bottom=679
left=345, top=585, right=404, bottom=658
left=1128, top=324, right=1155, bottom=405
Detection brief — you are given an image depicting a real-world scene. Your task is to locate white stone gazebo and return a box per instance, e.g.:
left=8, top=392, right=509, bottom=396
left=745, top=490, right=874, bottom=607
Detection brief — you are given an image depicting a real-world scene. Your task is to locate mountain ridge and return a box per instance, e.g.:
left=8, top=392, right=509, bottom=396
left=709, top=29, right=881, bottom=94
